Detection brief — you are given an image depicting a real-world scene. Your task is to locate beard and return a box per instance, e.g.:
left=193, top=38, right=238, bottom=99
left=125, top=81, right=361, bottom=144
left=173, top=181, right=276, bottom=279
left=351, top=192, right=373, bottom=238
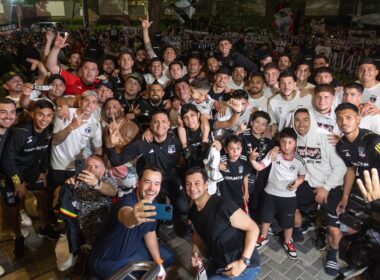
left=150, top=95, right=162, bottom=105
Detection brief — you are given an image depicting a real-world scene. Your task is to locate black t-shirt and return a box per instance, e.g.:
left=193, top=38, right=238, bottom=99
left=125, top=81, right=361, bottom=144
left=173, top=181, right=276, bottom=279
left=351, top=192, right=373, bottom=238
left=218, top=155, right=250, bottom=207
left=189, top=195, right=260, bottom=270
left=180, top=119, right=214, bottom=168
left=136, top=99, right=166, bottom=130
left=336, top=128, right=380, bottom=180
left=208, top=88, right=230, bottom=102
left=0, top=129, right=9, bottom=159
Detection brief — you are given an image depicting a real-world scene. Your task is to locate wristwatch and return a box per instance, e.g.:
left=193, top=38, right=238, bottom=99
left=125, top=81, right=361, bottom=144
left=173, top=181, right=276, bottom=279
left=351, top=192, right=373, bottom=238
left=240, top=256, right=251, bottom=266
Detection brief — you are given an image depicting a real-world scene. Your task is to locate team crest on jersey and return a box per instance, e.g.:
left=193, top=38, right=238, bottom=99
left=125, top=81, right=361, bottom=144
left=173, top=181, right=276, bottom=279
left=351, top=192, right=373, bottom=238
left=168, top=145, right=176, bottom=154
left=358, top=147, right=366, bottom=158
left=85, top=127, right=92, bottom=134
left=238, top=166, right=243, bottom=174
left=370, top=95, right=377, bottom=103
left=290, top=165, right=296, bottom=171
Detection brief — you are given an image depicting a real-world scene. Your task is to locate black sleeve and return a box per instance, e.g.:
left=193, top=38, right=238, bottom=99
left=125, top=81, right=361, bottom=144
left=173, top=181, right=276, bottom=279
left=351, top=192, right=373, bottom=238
left=217, top=197, right=240, bottom=223
left=105, top=139, right=143, bottom=167
left=366, top=135, right=380, bottom=167
left=1, top=128, right=27, bottom=182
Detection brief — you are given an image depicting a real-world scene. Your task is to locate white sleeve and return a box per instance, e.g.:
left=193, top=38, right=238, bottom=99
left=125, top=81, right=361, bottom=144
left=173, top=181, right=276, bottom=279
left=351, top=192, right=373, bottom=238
left=259, top=153, right=272, bottom=168
left=53, top=114, right=69, bottom=133
left=91, top=122, right=103, bottom=148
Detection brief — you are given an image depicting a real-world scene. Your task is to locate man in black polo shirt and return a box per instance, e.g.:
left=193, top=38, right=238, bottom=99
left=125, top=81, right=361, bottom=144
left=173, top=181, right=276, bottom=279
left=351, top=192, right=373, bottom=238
left=335, top=102, right=380, bottom=212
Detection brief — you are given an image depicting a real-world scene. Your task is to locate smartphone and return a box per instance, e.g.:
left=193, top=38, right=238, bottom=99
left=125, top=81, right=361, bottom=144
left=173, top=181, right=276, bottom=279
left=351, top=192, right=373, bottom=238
left=59, top=32, right=68, bottom=37
left=287, top=180, right=295, bottom=190
left=145, top=203, right=173, bottom=221
left=33, top=84, right=52, bottom=91
left=75, top=159, right=85, bottom=175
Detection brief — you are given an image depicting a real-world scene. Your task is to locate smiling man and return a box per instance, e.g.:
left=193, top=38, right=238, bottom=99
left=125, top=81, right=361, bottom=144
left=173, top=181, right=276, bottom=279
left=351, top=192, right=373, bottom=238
left=89, top=167, right=174, bottom=279
left=1, top=100, right=59, bottom=259
left=186, top=167, right=260, bottom=279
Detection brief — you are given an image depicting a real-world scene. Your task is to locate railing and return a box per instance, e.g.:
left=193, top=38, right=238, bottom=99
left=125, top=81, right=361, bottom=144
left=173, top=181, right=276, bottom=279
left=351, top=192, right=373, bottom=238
left=107, top=261, right=160, bottom=280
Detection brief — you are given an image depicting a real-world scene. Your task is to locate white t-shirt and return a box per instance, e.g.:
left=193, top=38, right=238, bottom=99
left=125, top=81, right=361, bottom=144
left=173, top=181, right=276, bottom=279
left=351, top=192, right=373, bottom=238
left=362, top=82, right=380, bottom=107
left=51, top=108, right=102, bottom=170
left=260, top=153, right=305, bottom=197
left=248, top=95, right=268, bottom=112
left=360, top=114, right=380, bottom=134
left=263, top=84, right=279, bottom=99
left=227, top=77, right=244, bottom=91
left=268, top=90, right=312, bottom=130
left=143, top=73, right=170, bottom=87
left=190, top=95, right=216, bottom=117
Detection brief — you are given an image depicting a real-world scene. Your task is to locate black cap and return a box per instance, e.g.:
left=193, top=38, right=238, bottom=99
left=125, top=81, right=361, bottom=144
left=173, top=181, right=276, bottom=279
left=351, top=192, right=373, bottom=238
left=2, top=71, right=23, bottom=83
left=47, top=74, right=66, bottom=85
left=95, top=79, right=113, bottom=91
left=125, top=73, right=143, bottom=86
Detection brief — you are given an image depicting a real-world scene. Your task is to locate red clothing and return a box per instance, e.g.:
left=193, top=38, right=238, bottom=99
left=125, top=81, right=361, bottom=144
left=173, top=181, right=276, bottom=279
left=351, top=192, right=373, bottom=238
left=60, top=69, right=99, bottom=96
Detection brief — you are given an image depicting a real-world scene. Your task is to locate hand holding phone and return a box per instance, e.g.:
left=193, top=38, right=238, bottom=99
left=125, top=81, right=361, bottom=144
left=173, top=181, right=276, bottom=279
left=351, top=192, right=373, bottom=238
left=287, top=180, right=296, bottom=191
left=144, top=203, right=173, bottom=221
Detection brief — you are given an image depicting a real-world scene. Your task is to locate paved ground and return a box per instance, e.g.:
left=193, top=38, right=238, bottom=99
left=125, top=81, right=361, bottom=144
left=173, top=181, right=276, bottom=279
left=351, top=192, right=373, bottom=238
left=0, top=224, right=341, bottom=280
left=0, top=197, right=343, bottom=279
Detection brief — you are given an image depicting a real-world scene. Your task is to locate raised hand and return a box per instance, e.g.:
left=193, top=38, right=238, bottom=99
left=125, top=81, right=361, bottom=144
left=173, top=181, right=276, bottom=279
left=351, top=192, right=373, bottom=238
left=54, top=32, right=69, bottom=49
left=140, top=15, right=153, bottom=30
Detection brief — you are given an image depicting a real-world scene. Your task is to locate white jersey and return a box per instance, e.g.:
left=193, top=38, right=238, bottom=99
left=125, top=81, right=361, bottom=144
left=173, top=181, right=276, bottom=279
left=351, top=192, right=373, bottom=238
left=360, top=114, right=380, bottom=134
left=227, top=77, right=244, bottom=91
left=263, top=84, right=279, bottom=99
left=248, top=94, right=268, bottom=112
left=259, top=152, right=305, bottom=198
left=268, top=90, right=312, bottom=130
left=312, top=108, right=340, bottom=135
left=143, top=73, right=170, bottom=87
left=190, top=95, right=215, bottom=117
left=51, top=108, right=102, bottom=170
left=363, top=82, right=380, bottom=107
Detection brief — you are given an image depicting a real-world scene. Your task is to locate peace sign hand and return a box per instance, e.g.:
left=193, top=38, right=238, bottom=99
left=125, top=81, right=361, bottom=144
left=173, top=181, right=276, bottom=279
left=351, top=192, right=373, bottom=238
left=249, top=147, right=259, bottom=161
left=69, top=113, right=85, bottom=130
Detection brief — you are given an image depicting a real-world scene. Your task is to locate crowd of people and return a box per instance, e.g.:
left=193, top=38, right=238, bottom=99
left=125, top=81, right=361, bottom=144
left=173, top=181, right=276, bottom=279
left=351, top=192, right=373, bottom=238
left=0, top=17, right=380, bottom=280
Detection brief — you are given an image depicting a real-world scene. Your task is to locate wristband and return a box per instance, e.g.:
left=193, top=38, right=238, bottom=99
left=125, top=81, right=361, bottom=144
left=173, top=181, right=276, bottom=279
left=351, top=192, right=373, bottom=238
left=155, top=258, right=164, bottom=265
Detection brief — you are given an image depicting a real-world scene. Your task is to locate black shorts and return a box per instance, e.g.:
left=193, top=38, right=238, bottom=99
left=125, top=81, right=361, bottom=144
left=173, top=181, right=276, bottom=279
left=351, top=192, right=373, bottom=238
left=260, top=192, right=297, bottom=229
left=0, top=175, right=46, bottom=207
left=296, top=181, right=342, bottom=228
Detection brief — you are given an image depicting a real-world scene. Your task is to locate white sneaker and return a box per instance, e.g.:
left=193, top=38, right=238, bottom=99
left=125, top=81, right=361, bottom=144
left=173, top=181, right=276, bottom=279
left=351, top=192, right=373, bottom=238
left=20, top=210, right=32, bottom=227
left=0, top=264, right=4, bottom=276
left=21, top=229, right=29, bottom=238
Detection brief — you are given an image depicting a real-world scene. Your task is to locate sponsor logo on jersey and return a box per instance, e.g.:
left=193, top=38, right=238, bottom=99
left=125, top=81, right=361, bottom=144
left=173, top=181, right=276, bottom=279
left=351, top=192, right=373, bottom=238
left=26, top=136, right=33, bottom=143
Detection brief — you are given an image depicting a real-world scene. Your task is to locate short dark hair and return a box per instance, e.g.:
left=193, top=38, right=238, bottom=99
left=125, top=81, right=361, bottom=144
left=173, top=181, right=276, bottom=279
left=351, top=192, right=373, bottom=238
left=0, top=98, right=16, bottom=106
left=181, top=103, right=200, bottom=118
left=249, top=72, right=265, bottom=81
left=169, top=60, right=184, bottom=70
left=279, top=127, right=297, bottom=141
left=335, top=102, right=359, bottom=115
left=150, top=109, right=169, bottom=120
left=32, top=99, right=55, bottom=112
left=139, top=166, right=163, bottom=180
left=250, top=110, right=271, bottom=124
left=358, top=57, right=378, bottom=69
left=231, top=89, right=248, bottom=100
left=315, top=67, right=333, bottom=76
left=81, top=57, right=99, bottom=68
left=294, top=107, right=310, bottom=117
left=190, top=78, right=211, bottom=91
left=313, top=53, right=329, bottom=64
left=279, top=70, right=296, bottom=81
left=263, top=62, right=280, bottom=73
left=314, top=84, right=335, bottom=96
left=224, top=134, right=242, bottom=147
left=185, top=167, right=208, bottom=183
left=344, top=82, right=364, bottom=94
